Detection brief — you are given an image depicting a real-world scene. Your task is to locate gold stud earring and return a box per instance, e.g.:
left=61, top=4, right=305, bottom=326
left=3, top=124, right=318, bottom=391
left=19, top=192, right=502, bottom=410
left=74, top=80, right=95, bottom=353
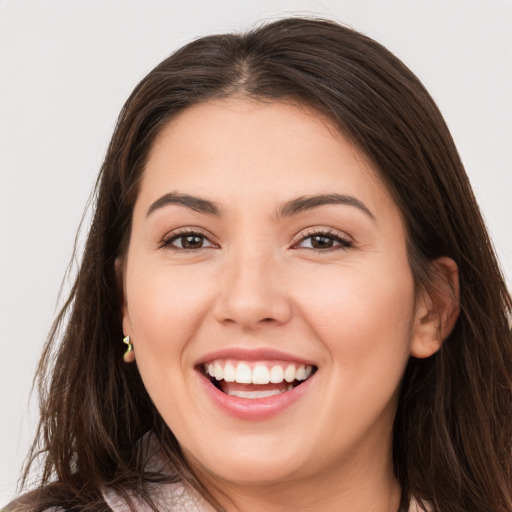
left=123, top=335, right=135, bottom=363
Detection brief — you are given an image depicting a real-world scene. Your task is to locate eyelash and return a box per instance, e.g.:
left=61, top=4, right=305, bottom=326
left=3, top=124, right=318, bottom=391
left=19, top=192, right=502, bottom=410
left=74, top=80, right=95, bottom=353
left=161, top=229, right=353, bottom=252
left=293, top=229, right=353, bottom=251
left=161, top=230, right=214, bottom=250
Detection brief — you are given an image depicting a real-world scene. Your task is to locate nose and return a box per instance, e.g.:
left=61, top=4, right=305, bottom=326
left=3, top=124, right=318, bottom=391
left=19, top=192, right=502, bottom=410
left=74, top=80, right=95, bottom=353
left=213, top=250, right=292, bottom=330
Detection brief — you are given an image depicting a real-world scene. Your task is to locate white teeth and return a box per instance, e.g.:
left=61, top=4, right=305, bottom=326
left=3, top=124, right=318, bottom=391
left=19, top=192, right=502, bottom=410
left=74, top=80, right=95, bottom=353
left=223, top=362, right=236, bottom=382
left=252, top=365, right=270, bottom=384
left=203, top=360, right=314, bottom=385
left=235, top=363, right=252, bottom=384
left=284, top=364, right=296, bottom=383
left=214, top=362, right=224, bottom=381
left=296, top=365, right=308, bottom=381
left=227, top=389, right=284, bottom=399
left=269, top=365, right=284, bottom=383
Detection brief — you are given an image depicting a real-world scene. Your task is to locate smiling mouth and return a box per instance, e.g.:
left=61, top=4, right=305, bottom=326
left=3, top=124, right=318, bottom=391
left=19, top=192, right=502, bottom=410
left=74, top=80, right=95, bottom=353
left=200, top=359, right=317, bottom=399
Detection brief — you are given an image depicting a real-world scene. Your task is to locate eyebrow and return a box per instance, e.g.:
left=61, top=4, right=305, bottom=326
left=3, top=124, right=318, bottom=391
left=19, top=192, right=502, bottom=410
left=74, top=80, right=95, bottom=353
left=146, top=192, right=374, bottom=220
left=278, top=194, right=375, bottom=220
left=147, top=192, right=222, bottom=217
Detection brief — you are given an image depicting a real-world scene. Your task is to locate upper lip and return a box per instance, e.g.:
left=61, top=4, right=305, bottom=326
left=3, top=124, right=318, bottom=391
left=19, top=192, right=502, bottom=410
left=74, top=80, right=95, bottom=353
left=194, top=347, right=317, bottom=367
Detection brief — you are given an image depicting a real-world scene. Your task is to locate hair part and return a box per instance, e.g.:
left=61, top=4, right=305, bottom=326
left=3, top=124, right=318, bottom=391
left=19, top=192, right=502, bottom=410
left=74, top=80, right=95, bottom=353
left=20, top=17, right=511, bottom=512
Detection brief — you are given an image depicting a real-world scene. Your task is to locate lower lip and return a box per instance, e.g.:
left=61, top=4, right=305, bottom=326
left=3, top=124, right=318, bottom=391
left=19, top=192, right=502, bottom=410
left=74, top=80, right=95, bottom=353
left=197, top=371, right=314, bottom=421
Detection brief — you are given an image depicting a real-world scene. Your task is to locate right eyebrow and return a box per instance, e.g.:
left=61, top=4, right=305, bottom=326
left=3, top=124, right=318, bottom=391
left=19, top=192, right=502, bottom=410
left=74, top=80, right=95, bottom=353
left=146, top=192, right=222, bottom=218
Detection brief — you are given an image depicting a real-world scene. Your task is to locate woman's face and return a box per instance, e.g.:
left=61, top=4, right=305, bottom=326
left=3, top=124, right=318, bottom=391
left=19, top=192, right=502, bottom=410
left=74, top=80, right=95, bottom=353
left=122, top=98, right=430, bottom=489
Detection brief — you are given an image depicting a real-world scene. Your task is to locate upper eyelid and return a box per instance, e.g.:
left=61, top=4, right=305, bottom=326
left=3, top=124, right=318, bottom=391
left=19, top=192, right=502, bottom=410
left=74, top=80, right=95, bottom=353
left=159, top=226, right=353, bottom=247
left=161, top=227, right=218, bottom=249
left=291, top=228, right=355, bottom=252
left=162, top=226, right=213, bottom=240
left=294, top=227, right=352, bottom=242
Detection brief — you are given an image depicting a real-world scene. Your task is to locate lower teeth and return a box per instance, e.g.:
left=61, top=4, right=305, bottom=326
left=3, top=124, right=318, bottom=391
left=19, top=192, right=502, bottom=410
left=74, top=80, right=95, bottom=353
left=225, top=384, right=294, bottom=399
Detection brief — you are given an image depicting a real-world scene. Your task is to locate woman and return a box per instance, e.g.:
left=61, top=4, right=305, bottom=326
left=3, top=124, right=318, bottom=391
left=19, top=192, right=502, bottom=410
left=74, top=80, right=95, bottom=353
left=8, top=17, right=511, bottom=512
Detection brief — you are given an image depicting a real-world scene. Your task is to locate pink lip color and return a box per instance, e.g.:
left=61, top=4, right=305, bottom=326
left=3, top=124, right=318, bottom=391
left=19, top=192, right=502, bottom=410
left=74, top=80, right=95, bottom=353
left=195, top=347, right=316, bottom=366
left=197, top=369, right=315, bottom=421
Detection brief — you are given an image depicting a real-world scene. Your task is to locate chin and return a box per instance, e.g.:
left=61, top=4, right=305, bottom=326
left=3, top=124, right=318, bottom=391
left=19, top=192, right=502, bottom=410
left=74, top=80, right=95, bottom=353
left=182, top=432, right=313, bottom=485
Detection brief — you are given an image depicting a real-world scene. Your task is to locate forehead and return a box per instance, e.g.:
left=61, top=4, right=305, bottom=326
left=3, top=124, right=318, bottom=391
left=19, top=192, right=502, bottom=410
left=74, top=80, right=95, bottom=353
left=136, top=98, right=397, bottom=221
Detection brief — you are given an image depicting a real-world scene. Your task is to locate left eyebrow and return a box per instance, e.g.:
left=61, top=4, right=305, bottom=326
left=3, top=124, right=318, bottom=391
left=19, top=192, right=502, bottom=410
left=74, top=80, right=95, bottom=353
left=278, top=194, right=375, bottom=220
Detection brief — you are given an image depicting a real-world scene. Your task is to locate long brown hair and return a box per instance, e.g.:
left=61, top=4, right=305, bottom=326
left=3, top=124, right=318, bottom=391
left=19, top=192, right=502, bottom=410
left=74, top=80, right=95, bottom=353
left=18, top=17, right=511, bottom=512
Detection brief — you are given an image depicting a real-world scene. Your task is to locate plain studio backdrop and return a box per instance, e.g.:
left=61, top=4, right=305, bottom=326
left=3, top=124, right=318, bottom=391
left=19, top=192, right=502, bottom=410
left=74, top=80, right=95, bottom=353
left=0, top=0, right=511, bottom=503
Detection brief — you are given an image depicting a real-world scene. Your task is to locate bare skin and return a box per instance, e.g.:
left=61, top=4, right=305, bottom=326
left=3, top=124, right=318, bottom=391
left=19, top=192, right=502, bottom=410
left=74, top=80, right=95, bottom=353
left=120, top=98, right=458, bottom=511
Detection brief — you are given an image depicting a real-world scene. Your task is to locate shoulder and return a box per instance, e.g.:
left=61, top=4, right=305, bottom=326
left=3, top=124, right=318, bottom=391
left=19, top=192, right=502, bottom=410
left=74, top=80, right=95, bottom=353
left=103, top=482, right=214, bottom=512
left=3, top=495, right=67, bottom=512
left=3, top=490, right=46, bottom=512
left=3, top=488, right=113, bottom=512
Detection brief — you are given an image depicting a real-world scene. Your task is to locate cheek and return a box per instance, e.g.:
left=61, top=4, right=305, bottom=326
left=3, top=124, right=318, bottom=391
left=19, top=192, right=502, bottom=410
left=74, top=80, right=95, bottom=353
left=123, top=262, right=217, bottom=428
left=287, top=261, right=416, bottom=446
left=293, top=260, right=416, bottom=369
left=124, top=261, right=215, bottom=368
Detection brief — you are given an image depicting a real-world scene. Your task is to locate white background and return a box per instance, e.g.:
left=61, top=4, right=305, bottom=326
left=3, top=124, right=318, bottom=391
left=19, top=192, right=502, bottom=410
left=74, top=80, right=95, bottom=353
left=1, top=0, right=511, bottom=503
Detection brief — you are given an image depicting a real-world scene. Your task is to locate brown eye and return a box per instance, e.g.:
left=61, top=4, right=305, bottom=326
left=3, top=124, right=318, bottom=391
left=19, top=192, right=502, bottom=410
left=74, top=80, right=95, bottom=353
left=297, top=232, right=353, bottom=250
left=181, top=235, right=204, bottom=249
left=309, top=235, right=335, bottom=249
left=164, top=232, right=214, bottom=250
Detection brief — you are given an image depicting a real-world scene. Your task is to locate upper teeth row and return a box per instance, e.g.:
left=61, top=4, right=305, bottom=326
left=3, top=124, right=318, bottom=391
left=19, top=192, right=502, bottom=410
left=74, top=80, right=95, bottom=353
left=204, top=362, right=313, bottom=385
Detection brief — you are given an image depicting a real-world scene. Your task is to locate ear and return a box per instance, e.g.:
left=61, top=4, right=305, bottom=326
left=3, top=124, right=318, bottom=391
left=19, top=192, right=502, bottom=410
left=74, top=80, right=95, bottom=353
left=410, top=256, right=460, bottom=359
left=115, top=256, right=133, bottom=337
